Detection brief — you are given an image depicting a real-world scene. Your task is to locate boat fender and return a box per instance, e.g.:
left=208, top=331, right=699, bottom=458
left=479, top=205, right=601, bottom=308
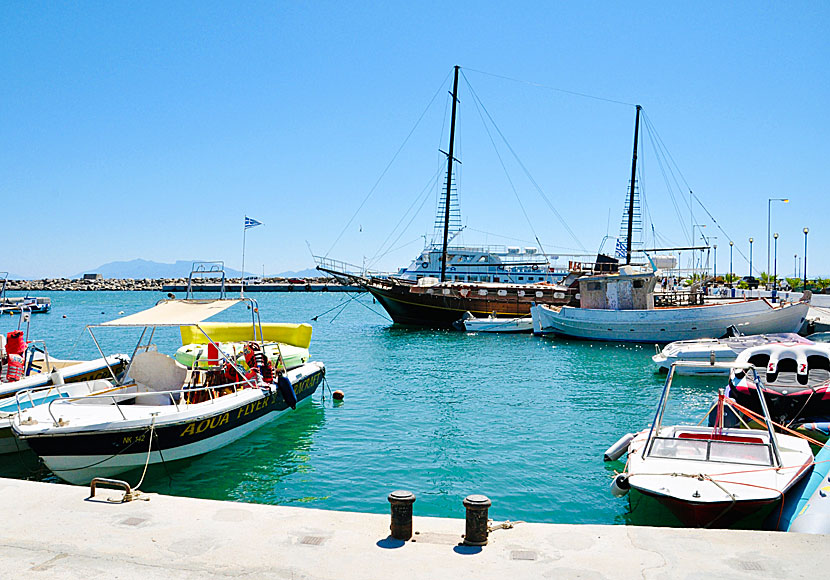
left=610, top=474, right=630, bottom=497
left=277, top=374, right=297, bottom=410
left=50, top=368, right=65, bottom=386
left=604, top=433, right=634, bottom=461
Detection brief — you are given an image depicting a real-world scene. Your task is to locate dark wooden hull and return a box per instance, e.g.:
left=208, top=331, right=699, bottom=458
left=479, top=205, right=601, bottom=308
left=365, top=279, right=573, bottom=328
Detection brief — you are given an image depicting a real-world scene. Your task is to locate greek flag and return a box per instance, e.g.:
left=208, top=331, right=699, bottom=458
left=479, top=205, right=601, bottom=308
left=615, top=238, right=626, bottom=259
left=244, top=216, right=262, bottom=230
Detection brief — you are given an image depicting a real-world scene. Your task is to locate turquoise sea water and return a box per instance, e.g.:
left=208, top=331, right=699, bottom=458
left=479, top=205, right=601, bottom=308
left=0, top=290, right=725, bottom=526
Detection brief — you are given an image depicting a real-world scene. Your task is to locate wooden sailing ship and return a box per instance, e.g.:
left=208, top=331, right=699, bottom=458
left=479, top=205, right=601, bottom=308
left=317, top=66, right=598, bottom=328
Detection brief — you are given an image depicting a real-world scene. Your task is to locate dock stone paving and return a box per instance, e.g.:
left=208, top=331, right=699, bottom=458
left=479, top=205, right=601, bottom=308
left=0, top=478, right=826, bottom=579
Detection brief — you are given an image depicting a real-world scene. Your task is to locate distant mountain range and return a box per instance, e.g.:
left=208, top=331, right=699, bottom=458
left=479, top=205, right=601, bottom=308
left=70, top=259, right=320, bottom=279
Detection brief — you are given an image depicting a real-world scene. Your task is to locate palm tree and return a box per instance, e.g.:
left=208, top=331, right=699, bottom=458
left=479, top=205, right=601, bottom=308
left=785, top=277, right=802, bottom=291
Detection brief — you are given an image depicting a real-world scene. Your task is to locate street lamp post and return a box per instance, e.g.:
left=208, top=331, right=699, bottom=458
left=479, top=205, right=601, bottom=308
left=803, top=227, right=809, bottom=290
left=729, top=241, right=734, bottom=287
left=713, top=244, right=717, bottom=281
left=773, top=233, right=779, bottom=291
left=768, top=197, right=789, bottom=283
left=749, top=237, right=754, bottom=278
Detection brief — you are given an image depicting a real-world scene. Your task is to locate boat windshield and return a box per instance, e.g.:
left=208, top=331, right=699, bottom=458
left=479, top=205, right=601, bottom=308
left=648, top=436, right=773, bottom=466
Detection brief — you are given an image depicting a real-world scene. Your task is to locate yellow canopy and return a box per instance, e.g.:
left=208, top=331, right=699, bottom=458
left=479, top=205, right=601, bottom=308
left=180, top=322, right=312, bottom=348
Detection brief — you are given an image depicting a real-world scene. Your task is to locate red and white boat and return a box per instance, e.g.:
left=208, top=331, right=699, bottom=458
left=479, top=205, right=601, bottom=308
left=607, top=363, right=814, bottom=528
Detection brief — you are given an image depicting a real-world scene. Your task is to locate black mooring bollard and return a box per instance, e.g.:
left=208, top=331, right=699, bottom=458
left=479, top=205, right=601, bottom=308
left=462, top=494, right=492, bottom=546
left=388, top=490, right=416, bottom=540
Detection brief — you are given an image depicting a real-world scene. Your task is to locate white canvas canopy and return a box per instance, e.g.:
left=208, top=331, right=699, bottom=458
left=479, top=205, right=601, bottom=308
left=99, top=299, right=243, bottom=327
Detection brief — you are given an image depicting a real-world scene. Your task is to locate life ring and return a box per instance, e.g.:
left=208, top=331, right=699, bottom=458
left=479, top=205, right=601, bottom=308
left=421, top=262, right=429, bottom=268
left=531, top=265, right=539, bottom=271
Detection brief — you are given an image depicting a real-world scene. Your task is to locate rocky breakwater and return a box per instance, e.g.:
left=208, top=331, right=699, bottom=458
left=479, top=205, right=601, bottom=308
left=5, top=278, right=186, bottom=291
left=5, top=276, right=347, bottom=292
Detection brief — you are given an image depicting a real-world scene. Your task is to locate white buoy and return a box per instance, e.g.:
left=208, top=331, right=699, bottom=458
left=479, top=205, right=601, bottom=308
left=50, top=369, right=65, bottom=386
left=610, top=473, right=630, bottom=497
left=603, top=433, right=634, bottom=462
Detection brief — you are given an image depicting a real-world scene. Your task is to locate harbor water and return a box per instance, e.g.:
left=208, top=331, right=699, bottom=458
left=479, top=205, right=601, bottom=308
left=0, top=290, right=726, bottom=526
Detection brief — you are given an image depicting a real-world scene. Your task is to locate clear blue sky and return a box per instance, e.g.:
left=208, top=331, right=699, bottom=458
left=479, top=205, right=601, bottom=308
left=2, top=2, right=827, bottom=279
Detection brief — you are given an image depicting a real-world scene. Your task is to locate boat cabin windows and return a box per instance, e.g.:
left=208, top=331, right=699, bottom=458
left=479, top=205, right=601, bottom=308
left=587, top=282, right=601, bottom=291
left=633, top=280, right=645, bottom=289
left=648, top=435, right=772, bottom=466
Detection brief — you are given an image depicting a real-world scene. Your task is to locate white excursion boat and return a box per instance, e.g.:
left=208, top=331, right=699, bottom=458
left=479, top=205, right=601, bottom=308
left=652, top=333, right=812, bottom=375
left=531, top=265, right=810, bottom=343
left=12, top=297, right=325, bottom=485
left=453, top=311, right=533, bottom=333
left=606, top=362, right=814, bottom=528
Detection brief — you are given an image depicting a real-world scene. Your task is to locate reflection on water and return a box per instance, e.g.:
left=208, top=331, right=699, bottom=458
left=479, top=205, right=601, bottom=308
left=135, top=402, right=327, bottom=502
left=0, top=291, right=735, bottom=526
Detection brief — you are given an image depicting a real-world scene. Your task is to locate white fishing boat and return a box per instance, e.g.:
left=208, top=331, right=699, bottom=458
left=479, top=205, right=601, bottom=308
left=454, top=311, right=533, bottom=333
left=531, top=265, right=810, bottom=343
left=13, top=297, right=325, bottom=485
left=606, top=362, right=814, bottom=528
left=652, top=332, right=812, bottom=375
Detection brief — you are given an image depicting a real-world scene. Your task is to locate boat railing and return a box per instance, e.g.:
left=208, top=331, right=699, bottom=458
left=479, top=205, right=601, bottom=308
left=40, top=377, right=258, bottom=427
left=313, top=255, right=389, bottom=279
left=653, top=289, right=705, bottom=307
left=186, top=261, right=227, bottom=299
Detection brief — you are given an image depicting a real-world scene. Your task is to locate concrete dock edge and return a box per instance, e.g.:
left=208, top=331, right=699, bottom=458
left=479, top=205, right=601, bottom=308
left=0, top=478, right=825, bottom=579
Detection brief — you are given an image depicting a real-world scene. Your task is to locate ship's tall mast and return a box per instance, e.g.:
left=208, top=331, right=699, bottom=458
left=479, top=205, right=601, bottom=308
left=440, top=65, right=460, bottom=282
left=625, top=105, right=642, bottom=265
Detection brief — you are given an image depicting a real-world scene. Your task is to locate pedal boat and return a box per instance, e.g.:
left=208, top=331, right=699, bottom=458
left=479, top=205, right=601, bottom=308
left=12, top=298, right=325, bottom=485
left=727, top=342, right=830, bottom=443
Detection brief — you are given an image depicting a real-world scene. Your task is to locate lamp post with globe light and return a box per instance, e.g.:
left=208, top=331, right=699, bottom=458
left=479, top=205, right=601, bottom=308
left=803, top=228, right=809, bottom=291
left=768, top=198, right=789, bottom=282
left=773, top=233, right=779, bottom=291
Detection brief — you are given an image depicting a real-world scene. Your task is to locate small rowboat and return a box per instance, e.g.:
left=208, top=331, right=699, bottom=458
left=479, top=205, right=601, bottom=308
left=453, top=311, right=533, bottom=333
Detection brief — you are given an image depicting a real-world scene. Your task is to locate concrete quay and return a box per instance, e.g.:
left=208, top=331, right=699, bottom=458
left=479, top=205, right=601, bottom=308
left=0, top=478, right=826, bottom=579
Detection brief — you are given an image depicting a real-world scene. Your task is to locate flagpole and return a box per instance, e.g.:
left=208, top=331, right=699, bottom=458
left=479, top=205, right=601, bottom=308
left=241, top=219, right=247, bottom=298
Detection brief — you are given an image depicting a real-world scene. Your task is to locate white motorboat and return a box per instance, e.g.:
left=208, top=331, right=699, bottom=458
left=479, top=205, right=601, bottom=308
left=454, top=311, right=533, bottom=333
left=606, top=363, right=814, bottom=528
left=531, top=265, right=810, bottom=343
left=13, top=297, right=325, bottom=485
left=652, top=333, right=812, bottom=375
